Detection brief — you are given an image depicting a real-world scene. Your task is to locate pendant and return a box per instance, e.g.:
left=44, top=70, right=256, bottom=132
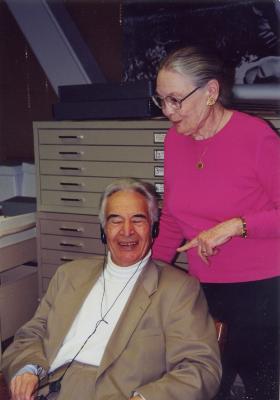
left=197, top=161, right=204, bottom=169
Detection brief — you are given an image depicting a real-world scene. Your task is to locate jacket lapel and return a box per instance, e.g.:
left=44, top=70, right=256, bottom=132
left=48, top=260, right=104, bottom=364
left=96, top=259, right=159, bottom=379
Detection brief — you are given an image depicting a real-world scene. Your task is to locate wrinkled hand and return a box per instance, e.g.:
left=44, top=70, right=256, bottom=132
left=177, top=218, right=243, bottom=264
left=10, top=372, right=39, bottom=400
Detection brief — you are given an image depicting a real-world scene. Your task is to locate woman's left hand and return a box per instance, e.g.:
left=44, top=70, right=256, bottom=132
left=177, top=218, right=243, bottom=264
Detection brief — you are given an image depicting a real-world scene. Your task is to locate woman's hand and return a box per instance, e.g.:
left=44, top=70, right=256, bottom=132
left=177, top=218, right=243, bottom=264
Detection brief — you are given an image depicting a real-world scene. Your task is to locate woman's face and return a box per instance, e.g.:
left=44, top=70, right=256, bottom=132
left=156, top=68, right=209, bottom=135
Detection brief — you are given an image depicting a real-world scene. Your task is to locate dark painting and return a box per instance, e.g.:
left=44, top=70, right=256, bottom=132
left=122, top=0, right=280, bottom=86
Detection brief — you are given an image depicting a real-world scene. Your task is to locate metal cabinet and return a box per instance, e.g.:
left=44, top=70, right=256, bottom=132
left=33, top=119, right=170, bottom=295
left=33, top=120, right=170, bottom=215
left=37, top=212, right=104, bottom=295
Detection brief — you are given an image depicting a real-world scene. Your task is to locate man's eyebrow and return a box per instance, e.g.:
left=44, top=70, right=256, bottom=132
left=132, top=213, right=148, bottom=220
left=106, top=214, right=121, bottom=221
left=106, top=213, right=148, bottom=221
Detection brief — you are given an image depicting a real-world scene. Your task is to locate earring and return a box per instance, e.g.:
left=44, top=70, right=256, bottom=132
left=206, top=96, right=216, bottom=106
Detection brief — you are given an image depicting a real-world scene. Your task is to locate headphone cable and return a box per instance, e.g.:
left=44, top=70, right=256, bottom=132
left=35, top=252, right=146, bottom=399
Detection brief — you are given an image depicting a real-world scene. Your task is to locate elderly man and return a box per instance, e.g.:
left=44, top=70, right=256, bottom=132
left=2, top=178, right=221, bottom=400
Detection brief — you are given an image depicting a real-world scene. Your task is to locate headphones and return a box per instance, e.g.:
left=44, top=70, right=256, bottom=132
left=152, top=221, right=159, bottom=239
left=100, top=221, right=159, bottom=244
left=100, top=225, right=107, bottom=244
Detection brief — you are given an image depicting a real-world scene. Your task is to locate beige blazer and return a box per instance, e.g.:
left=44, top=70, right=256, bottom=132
left=2, top=258, right=221, bottom=400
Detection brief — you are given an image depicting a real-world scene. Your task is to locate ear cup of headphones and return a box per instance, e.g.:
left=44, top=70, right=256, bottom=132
left=152, top=221, right=159, bottom=239
left=100, top=226, right=107, bottom=244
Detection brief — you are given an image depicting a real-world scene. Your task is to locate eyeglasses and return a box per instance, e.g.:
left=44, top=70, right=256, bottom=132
left=152, top=87, right=200, bottom=110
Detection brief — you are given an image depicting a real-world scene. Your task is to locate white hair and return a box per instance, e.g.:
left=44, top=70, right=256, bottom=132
left=99, top=178, right=159, bottom=228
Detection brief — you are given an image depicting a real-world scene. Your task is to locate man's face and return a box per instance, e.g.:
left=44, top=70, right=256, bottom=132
left=104, top=190, right=152, bottom=267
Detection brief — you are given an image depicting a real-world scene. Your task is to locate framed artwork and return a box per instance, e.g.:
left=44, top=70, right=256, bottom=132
left=122, top=0, right=280, bottom=86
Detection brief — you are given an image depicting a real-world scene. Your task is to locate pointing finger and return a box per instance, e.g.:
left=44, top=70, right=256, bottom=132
left=177, top=238, right=198, bottom=252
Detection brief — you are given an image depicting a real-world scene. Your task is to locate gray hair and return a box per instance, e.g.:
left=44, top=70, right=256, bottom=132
left=159, top=46, right=234, bottom=106
left=99, top=178, right=159, bottom=228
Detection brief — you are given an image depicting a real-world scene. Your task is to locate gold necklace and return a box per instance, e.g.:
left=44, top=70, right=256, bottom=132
left=196, top=108, right=225, bottom=170
left=197, top=148, right=208, bottom=169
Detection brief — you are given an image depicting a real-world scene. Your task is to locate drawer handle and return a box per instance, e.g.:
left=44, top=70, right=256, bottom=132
left=59, top=167, right=83, bottom=171
left=59, top=227, right=83, bottom=232
left=60, top=197, right=84, bottom=202
left=60, top=182, right=84, bottom=186
left=58, top=135, right=84, bottom=139
left=59, top=151, right=83, bottom=155
left=60, top=256, right=74, bottom=261
left=60, top=242, right=83, bottom=248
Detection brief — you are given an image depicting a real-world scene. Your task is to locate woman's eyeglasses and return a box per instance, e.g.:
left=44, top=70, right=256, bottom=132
left=152, top=87, right=200, bottom=110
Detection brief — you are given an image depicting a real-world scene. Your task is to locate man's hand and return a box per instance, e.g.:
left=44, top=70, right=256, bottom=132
left=10, top=372, right=39, bottom=400
left=177, top=218, right=243, bottom=264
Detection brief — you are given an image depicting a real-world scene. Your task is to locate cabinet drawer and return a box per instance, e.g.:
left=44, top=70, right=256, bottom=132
left=40, top=145, right=164, bottom=162
left=176, top=252, right=187, bottom=263
left=41, top=262, right=91, bottom=280
left=41, top=255, right=104, bottom=294
left=41, top=191, right=100, bottom=209
left=40, top=160, right=163, bottom=179
left=38, top=127, right=169, bottom=146
left=40, top=234, right=104, bottom=254
left=41, top=175, right=95, bottom=192
left=39, top=218, right=100, bottom=237
left=37, top=211, right=99, bottom=223
left=41, top=263, right=60, bottom=278
left=41, top=249, right=103, bottom=266
left=174, top=252, right=188, bottom=271
left=42, top=277, right=51, bottom=293
left=40, top=175, right=159, bottom=192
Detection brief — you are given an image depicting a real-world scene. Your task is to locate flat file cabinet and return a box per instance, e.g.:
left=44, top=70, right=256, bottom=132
left=33, top=120, right=170, bottom=215
left=33, top=119, right=175, bottom=295
left=37, top=212, right=104, bottom=295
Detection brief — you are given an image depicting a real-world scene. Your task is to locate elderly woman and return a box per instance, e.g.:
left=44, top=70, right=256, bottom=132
left=152, top=46, right=280, bottom=400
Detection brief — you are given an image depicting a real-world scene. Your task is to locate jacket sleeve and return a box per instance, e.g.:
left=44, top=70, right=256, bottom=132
left=2, top=268, right=61, bottom=383
left=135, top=276, right=222, bottom=400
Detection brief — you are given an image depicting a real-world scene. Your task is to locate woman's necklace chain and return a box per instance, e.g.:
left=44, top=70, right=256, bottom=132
left=196, top=108, right=225, bottom=170
left=197, top=150, right=207, bottom=169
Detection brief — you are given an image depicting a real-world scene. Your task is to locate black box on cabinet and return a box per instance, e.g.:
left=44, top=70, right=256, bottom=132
left=53, top=98, right=161, bottom=120
left=58, top=80, right=155, bottom=102
left=53, top=80, right=161, bottom=120
left=2, top=196, right=36, bottom=216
